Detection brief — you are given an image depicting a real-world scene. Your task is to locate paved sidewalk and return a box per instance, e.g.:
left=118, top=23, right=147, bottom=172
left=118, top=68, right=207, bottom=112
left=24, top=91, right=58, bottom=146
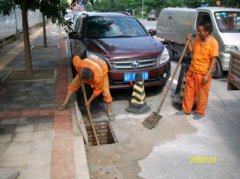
left=0, top=23, right=90, bottom=179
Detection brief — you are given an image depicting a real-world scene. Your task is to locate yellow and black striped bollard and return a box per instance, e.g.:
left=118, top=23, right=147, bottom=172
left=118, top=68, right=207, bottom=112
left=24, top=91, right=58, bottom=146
left=126, top=73, right=150, bottom=114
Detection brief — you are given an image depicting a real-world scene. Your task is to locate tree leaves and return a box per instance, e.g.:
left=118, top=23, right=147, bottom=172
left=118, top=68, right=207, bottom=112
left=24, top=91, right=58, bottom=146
left=91, top=0, right=239, bottom=15
left=0, top=0, right=71, bottom=29
left=0, top=0, right=16, bottom=15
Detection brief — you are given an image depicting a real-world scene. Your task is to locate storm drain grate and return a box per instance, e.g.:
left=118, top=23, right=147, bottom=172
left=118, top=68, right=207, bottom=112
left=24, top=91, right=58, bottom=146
left=86, top=121, right=117, bottom=146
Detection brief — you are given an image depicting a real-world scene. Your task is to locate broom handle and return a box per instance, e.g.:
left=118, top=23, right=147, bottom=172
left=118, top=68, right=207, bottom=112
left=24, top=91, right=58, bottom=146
left=81, top=82, right=100, bottom=146
left=156, top=39, right=190, bottom=114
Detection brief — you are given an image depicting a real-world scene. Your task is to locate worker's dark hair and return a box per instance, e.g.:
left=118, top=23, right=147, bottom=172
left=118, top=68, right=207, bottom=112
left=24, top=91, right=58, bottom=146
left=80, top=67, right=93, bottom=80
left=198, top=21, right=213, bottom=33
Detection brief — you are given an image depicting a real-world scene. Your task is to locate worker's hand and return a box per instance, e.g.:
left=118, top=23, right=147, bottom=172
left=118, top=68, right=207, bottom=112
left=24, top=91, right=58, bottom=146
left=58, top=103, right=67, bottom=111
left=186, top=34, right=193, bottom=41
left=202, top=75, right=209, bottom=84
left=85, top=101, right=91, bottom=108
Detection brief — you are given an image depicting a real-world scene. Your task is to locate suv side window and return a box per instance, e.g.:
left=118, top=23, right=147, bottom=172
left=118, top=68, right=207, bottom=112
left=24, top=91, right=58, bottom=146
left=75, top=16, right=84, bottom=35
left=71, top=16, right=87, bottom=58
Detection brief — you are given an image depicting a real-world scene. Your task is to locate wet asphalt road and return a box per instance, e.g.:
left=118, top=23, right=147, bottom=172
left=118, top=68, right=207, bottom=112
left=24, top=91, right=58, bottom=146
left=137, top=18, right=240, bottom=179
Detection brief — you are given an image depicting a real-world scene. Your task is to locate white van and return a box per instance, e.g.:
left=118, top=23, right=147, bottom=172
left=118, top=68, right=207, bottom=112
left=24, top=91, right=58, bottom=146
left=156, top=7, right=240, bottom=78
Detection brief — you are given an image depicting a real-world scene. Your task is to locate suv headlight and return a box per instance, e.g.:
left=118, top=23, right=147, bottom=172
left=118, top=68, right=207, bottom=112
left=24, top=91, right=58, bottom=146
left=158, top=47, right=169, bottom=65
left=223, top=45, right=238, bottom=53
left=87, top=51, right=109, bottom=64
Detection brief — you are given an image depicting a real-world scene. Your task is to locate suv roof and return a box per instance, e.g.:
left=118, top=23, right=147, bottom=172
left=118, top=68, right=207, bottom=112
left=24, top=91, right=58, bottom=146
left=79, top=12, right=130, bottom=18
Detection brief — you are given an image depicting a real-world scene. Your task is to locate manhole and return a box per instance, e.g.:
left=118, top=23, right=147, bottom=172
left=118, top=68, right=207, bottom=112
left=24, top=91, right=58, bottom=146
left=86, top=121, right=117, bottom=146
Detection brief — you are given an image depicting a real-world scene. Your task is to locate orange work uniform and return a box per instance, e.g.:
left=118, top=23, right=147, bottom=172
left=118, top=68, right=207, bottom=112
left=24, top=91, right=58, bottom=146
left=182, top=36, right=219, bottom=115
left=68, top=56, right=113, bottom=103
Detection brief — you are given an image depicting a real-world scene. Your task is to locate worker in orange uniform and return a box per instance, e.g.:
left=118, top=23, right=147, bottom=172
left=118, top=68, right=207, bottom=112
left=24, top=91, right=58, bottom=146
left=58, top=55, right=114, bottom=121
left=175, top=21, right=219, bottom=120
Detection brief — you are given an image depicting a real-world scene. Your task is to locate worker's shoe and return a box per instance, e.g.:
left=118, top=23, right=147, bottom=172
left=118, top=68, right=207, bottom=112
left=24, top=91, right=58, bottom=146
left=175, top=111, right=190, bottom=116
left=193, top=113, right=203, bottom=120
left=57, top=104, right=67, bottom=111
left=107, top=113, right=115, bottom=121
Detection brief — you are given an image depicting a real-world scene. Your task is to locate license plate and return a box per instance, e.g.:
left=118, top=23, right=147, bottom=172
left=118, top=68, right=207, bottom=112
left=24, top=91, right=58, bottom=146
left=124, top=72, right=148, bottom=82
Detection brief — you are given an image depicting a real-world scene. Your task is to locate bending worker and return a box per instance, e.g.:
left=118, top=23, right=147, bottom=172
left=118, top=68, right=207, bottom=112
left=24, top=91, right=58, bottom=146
left=176, top=21, right=219, bottom=120
left=58, top=55, right=114, bottom=121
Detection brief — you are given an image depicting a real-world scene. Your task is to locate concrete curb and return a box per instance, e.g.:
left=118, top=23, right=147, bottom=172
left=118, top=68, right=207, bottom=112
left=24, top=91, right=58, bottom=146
left=71, top=107, right=90, bottom=179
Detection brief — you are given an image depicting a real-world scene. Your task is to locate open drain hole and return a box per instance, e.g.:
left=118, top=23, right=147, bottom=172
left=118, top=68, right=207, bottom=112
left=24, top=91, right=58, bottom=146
left=86, top=121, right=117, bottom=146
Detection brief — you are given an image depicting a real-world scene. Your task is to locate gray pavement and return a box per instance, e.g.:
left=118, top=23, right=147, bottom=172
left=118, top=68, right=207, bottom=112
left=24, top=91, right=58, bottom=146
left=0, top=117, right=53, bottom=178
left=0, top=81, right=55, bottom=111
left=0, top=23, right=90, bottom=179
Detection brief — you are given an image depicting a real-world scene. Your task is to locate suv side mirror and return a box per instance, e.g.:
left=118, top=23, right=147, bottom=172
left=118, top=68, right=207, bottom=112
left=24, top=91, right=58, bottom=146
left=69, top=31, right=81, bottom=39
left=148, top=29, right=156, bottom=36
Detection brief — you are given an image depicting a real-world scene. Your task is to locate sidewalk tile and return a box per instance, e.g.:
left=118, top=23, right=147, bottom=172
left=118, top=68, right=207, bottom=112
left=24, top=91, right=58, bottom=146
left=20, top=164, right=51, bottom=179
left=0, top=118, right=18, bottom=125
left=0, top=134, right=13, bottom=143
left=12, top=132, right=33, bottom=142
left=36, top=109, right=54, bottom=117
left=35, top=122, right=53, bottom=132
left=15, top=124, right=34, bottom=133
left=1, top=153, right=28, bottom=167
left=27, top=152, right=51, bottom=166
left=54, top=109, right=71, bottom=117
left=5, top=142, right=31, bottom=154
left=0, top=24, right=89, bottom=179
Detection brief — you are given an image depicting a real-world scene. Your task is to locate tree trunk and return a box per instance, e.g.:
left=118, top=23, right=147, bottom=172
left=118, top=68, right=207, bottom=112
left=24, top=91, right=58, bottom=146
left=42, top=13, right=47, bottom=48
left=22, top=0, right=33, bottom=76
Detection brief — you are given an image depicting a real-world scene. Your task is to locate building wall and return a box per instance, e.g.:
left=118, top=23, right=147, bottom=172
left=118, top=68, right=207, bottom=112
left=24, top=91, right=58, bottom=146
left=0, top=8, right=42, bottom=40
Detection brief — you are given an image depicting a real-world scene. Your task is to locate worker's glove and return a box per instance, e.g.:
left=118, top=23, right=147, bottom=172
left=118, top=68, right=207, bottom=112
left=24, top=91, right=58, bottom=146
left=57, top=104, right=68, bottom=111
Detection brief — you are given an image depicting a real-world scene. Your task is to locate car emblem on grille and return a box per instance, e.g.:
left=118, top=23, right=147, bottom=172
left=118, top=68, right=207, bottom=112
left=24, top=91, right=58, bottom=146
left=132, top=60, right=139, bottom=68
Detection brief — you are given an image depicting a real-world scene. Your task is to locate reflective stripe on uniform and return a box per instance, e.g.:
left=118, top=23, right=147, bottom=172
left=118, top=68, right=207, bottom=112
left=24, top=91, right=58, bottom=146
left=84, top=59, right=103, bottom=76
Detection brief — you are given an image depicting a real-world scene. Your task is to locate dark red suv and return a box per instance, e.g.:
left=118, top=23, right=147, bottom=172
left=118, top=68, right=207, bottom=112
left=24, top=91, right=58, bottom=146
left=69, top=12, right=170, bottom=89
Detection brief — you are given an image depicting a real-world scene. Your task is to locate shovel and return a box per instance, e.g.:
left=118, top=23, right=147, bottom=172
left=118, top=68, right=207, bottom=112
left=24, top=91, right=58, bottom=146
left=142, top=39, right=191, bottom=129
left=81, top=82, right=100, bottom=145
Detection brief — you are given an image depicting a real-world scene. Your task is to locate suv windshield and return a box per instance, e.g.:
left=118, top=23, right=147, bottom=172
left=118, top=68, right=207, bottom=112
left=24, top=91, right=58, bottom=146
left=215, top=11, right=240, bottom=32
left=86, top=16, right=148, bottom=38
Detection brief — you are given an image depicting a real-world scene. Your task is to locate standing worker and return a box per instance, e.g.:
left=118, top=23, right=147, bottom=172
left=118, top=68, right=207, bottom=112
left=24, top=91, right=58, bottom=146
left=58, top=55, right=114, bottom=121
left=175, top=21, right=219, bottom=120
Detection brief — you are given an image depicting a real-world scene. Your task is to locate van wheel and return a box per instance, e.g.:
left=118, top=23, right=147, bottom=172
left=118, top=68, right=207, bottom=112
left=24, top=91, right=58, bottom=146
left=212, top=59, right=223, bottom=79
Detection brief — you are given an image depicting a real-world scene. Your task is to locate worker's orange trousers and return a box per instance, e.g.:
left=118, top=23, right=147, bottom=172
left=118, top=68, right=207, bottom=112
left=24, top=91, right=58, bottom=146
left=182, top=71, right=212, bottom=116
left=102, top=75, right=112, bottom=103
